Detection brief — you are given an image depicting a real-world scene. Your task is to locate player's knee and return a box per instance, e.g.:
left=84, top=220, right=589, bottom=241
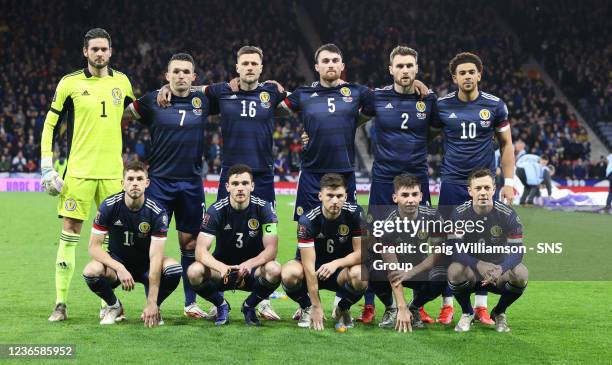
left=187, top=262, right=205, bottom=285
left=264, top=261, right=282, bottom=283
left=82, top=261, right=104, bottom=277
left=510, top=264, right=529, bottom=286
left=62, top=217, right=83, bottom=234
left=447, top=262, right=467, bottom=282
left=179, top=235, right=197, bottom=251
left=281, top=262, right=303, bottom=287
left=348, top=265, right=367, bottom=290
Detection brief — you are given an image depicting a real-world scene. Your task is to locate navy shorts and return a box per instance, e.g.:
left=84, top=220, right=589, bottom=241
left=147, top=177, right=204, bottom=235
left=294, top=170, right=357, bottom=221
left=109, top=252, right=149, bottom=284
left=216, top=267, right=259, bottom=293
left=368, top=178, right=431, bottom=221
left=218, top=168, right=275, bottom=206
left=294, top=254, right=344, bottom=292
left=438, top=181, right=470, bottom=218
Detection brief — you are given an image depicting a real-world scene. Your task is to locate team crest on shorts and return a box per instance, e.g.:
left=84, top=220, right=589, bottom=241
left=64, top=198, right=77, bottom=211
left=162, top=215, right=168, bottom=226
left=192, top=97, right=202, bottom=109
left=417, top=230, right=429, bottom=240
left=296, top=206, right=304, bottom=216
left=479, top=109, right=491, bottom=120
left=338, top=224, right=350, bottom=236
left=112, top=88, right=122, bottom=105
left=415, top=101, right=426, bottom=112
left=366, top=213, right=374, bottom=224
left=139, top=222, right=151, bottom=234
left=490, top=225, right=503, bottom=237
left=248, top=218, right=260, bottom=230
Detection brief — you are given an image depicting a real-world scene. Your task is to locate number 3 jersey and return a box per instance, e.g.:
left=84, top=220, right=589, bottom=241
left=297, top=203, right=366, bottom=268
left=434, top=91, right=510, bottom=184
left=200, top=196, right=278, bottom=265
left=92, top=192, right=169, bottom=270
left=130, top=90, right=217, bottom=180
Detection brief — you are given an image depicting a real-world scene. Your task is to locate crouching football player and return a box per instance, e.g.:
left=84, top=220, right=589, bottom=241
left=187, top=164, right=280, bottom=326
left=83, top=161, right=181, bottom=327
left=369, top=174, right=448, bottom=332
left=448, top=169, right=528, bottom=333
left=281, top=173, right=367, bottom=330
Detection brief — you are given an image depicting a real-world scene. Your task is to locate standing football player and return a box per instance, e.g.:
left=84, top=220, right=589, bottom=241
left=41, top=28, right=135, bottom=321
left=434, top=52, right=516, bottom=324
left=123, top=53, right=214, bottom=319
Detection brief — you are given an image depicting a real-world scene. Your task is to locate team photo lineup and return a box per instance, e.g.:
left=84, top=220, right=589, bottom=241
left=1, top=1, right=610, bottom=363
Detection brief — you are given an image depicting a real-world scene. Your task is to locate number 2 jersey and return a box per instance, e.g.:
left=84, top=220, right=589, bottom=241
left=200, top=196, right=278, bottom=265
left=92, top=192, right=169, bottom=271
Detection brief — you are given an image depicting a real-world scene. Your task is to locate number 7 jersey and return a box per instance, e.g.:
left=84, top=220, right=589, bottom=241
left=434, top=91, right=510, bottom=184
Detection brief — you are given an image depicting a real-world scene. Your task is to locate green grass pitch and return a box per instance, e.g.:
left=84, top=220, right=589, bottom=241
left=0, top=192, right=610, bottom=364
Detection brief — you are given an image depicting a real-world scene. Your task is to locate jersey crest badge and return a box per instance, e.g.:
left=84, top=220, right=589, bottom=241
left=112, top=88, right=123, bottom=105
left=479, top=109, right=491, bottom=120
left=415, top=101, right=426, bottom=112
left=490, top=225, right=503, bottom=237
left=65, top=198, right=77, bottom=211
left=192, top=97, right=202, bottom=109
left=338, top=224, right=350, bottom=236
left=139, top=222, right=151, bottom=234
left=248, top=219, right=260, bottom=230
left=340, top=87, right=351, bottom=97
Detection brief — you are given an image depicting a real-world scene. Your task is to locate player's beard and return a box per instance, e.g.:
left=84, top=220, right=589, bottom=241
left=88, top=58, right=109, bottom=69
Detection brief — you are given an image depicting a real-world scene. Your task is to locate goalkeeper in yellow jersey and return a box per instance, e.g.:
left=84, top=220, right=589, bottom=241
left=41, top=28, right=135, bottom=321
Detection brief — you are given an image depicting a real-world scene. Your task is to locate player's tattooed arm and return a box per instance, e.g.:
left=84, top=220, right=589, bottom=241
left=143, top=239, right=164, bottom=327
left=88, top=232, right=135, bottom=291
left=195, top=232, right=232, bottom=275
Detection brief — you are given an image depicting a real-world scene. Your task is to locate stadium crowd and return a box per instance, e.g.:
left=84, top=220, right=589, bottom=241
left=310, top=0, right=603, bottom=180
left=0, top=0, right=608, bottom=180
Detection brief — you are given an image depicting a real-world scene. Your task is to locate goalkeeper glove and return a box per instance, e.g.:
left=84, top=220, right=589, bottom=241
left=41, top=157, right=63, bottom=196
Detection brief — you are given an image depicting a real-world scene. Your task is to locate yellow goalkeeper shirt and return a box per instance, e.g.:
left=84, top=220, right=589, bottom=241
left=41, top=68, right=135, bottom=179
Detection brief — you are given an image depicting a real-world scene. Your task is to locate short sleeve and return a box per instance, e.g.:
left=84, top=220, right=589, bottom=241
left=359, top=86, right=376, bottom=117
left=131, top=92, right=155, bottom=125
left=297, top=215, right=314, bottom=247
left=262, top=202, right=278, bottom=224
left=506, top=210, right=523, bottom=243
left=494, top=101, right=510, bottom=132
left=200, top=206, right=220, bottom=236
left=92, top=204, right=111, bottom=234
left=205, top=83, right=224, bottom=101
left=152, top=210, right=169, bottom=238
left=349, top=206, right=366, bottom=238
left=284, top=88, right=301, bottom=112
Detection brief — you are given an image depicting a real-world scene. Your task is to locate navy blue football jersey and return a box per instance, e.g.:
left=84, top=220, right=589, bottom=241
left=284, top=82, right=375, bottom=172
left=200, top=195, right=278, bottom=265
left=93, top=192, right=168, bottom=270
left=376, top=205, right=445, bottom=266
left=297, top=203, right=365, bottom=267
left=206, top=83, right=285, bottom=172
left=363, top=86, right=438, bottom=182
left=434, top=91, right=510, bottom=184
left=132, top=90, right=215, bottom=179
left=449, top=200, right=523, bottom=271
